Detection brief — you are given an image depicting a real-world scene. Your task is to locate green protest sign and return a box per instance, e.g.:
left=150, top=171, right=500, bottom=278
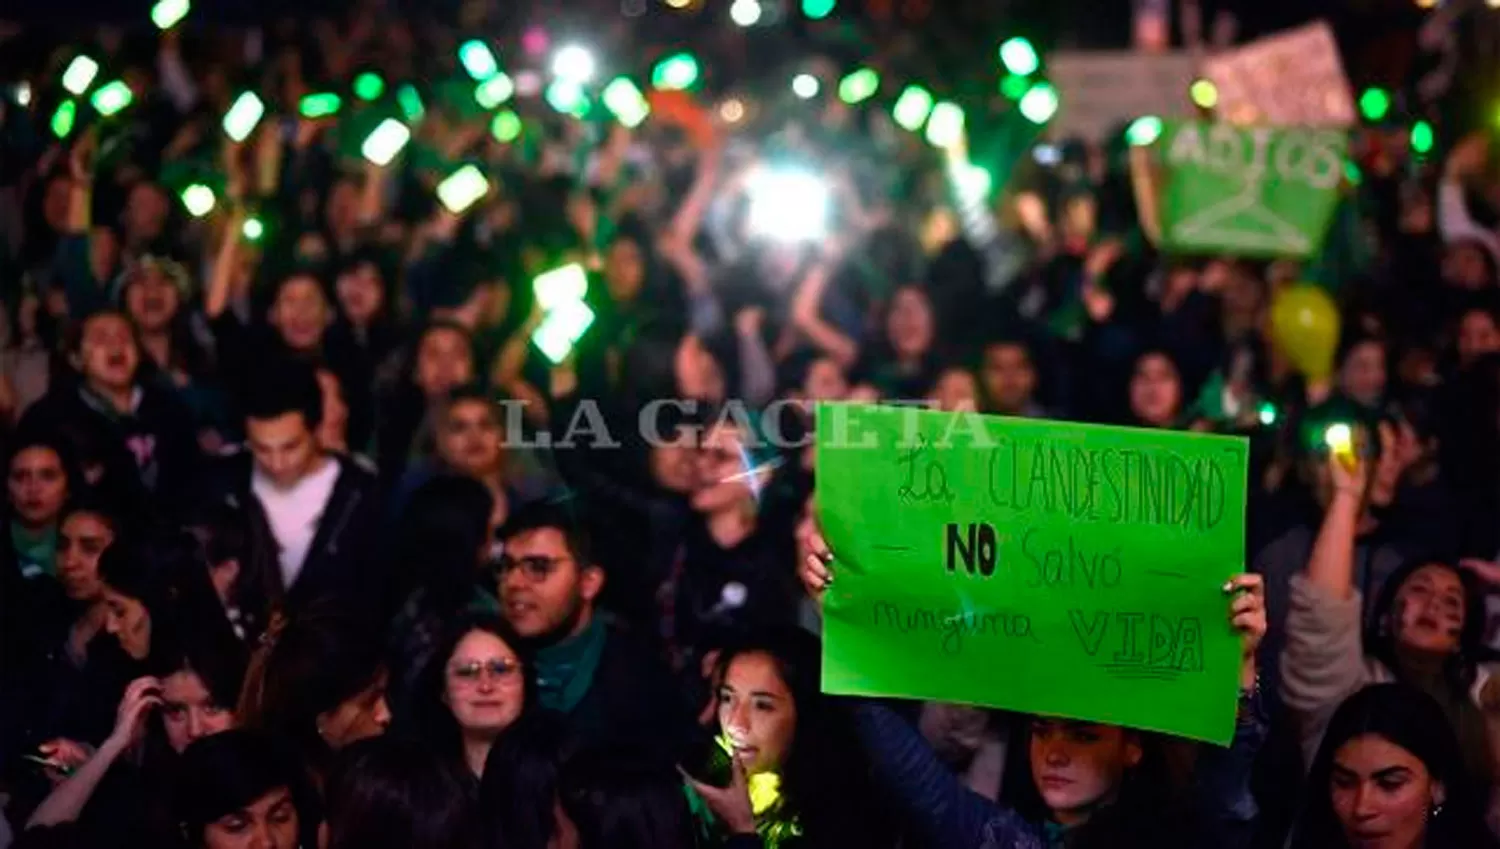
left=1158, top=120, right=1347, bottom=259
left=814, top=404, right=1249, bottom=745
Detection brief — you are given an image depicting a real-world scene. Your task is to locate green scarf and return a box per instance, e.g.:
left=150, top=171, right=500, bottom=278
left=533, top=616, right=608, bottom=713
left=12, top=521, right=57, bottom=580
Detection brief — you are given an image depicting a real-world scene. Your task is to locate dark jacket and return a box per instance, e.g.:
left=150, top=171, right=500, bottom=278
left=20, top=381, right=198, bottom=512
left=850, top=699, right=1266, bottom=849
left=203, top=451, right=385, bottom=639
left=558, top=621, right=695, bottom=755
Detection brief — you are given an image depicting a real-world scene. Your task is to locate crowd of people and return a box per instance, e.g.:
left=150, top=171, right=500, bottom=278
left=2, top=4, right=1500, bottom=849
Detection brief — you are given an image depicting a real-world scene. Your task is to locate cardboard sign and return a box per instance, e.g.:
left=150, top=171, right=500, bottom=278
left=1158, top=120, right=1348, bottom=258
left=815, top=404, right=1248, bottom=745
left=1202, top=21, right=1356, bottom=127
left=1048, top=51, right=1197, bottom=141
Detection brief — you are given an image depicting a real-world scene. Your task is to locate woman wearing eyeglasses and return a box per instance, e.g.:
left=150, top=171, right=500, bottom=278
left=410, top=613, right=536, bottom=781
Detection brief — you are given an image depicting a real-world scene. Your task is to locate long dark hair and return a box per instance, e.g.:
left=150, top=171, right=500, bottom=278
left=96, top=532, right=238, bottom=669
left=477, top=711, right=577, bottom=849
left=560, top=746, right=696, bottom=849
left=390, top=474, right=494, bottom=614
left=174, top=730, right=321, bottom=849
left=712, top=629, right=889, bottom=848
left=409, top=614, right=534, bottom=771
left=1291, top=683, right=1498, bottom=849
left=236, top=603, right=386, bottom=774
left=325, top=736, right=478, bottom=849
left=1366, top=559, right=1486, bottom=698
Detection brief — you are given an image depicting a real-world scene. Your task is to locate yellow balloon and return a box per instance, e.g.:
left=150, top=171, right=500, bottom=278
left=1271, top=284, right=1340, bottom=380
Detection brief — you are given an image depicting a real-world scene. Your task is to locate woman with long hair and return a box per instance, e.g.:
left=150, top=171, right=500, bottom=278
left=867, top=284, right=940, bottom=401
left=407, top=614, right=533, bottom=780
left=1290, top=683, right=1498, bottom=848
left=236, top=604, right=391, bottom=784
left=1281, top=450, right=1498, bottom=782
left=685, top=628, right=898, bottom=849
left=23, top=633, right=247, bottom=843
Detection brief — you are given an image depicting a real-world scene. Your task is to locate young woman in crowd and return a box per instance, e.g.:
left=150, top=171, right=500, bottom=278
left=38, top=535, right=234, bottom=746
left=23, top=635, right=246, bottom=843
left=237, top=605, right=392, bottom=785
left=3, top=434, right=80, bottom=581
left=173, top=730, right=321, bottom=849
left=376, top=322, right=478, bottom=483
left=408, top=615, right=532, bottom=781
left=868, top=284, right=939, bottom=400
left=325, top=736, right=477, bottom=849
left=1281, top=449, right=1498, bottom=781
left=685, top=629, right=897, bottom=849
left=1128, top=349, right=1185, bottom=429
left=1290, top=682, right=1499, bottom=849
left=794, top=525, right=1268, bottom=849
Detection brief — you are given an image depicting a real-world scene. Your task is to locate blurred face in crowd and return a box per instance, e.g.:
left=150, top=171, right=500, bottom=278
left=43, top=175, right=71, bottom=233
left=77, top=313, right=140, bottom=393
left=90, top=227, right=120, bottom=283
left=101, top=584, right=151, bottom=660
left=57, top=510, right=113, bottom=602
left=1330, top=734, right=1442, bottom=849
left=675, top=335, right=725, bottom=404
left=123, top=182, right=169, bottom=246
left=718, top=651, right=797, bottom=776
left=1029, top=718, right=1142, bottom=826
left=246, top=412, right=322, bottom=490
left=438, top=398, right=503, bottom=478
left=269, top=276, right=331, bottom=353
left=335, top=261, right=385, bottom=328
left=693, top=421, right=757, bottom=514
left=325, top=178, right=361, bottom=236
left=161, top=668, right=234, bottom=754
left=315, top=369, right=349, bottom=453
left=649, top=426, right=699, bottom=494
left=1442, top=242, right=1491, bottom=291
left=415, top=327, right=475, bottom=399
left=982, top=343, right=1037, bottom=415
left=1388, top=564, right=1465, bottom=657
left=444, top=629, right=525, bottom=739
left=8, top=446, right=68, bottom=529
left=802, top=357, right=848, bottom=403
left=1458, top=309, right=1500, bottom=367
left=317, top=669, right=391, bottom=749
left=125, top=266, right=181, bottom=334
left=929, top=368, right=978, bottom=412
left=1129, top=353, right=1180, bottom=428
left=1340, top=341, right=1387, bottom=408
left=888, top=286, right=934, bottom=361
left=202, top=786, right=299, bottom=849
left=497, top=527, right=602, bottom=640
left=605, top=236, right=646, bottom=304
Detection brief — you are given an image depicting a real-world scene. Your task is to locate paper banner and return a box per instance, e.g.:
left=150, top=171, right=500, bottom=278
left=815, top=404, right=1249, bottom=745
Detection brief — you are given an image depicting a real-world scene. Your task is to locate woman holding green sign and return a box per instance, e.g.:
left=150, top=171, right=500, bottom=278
left=789, top=523, right=1269, bottom=849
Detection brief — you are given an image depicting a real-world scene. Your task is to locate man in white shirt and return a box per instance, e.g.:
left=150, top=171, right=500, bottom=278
left=214, top=359, right=382, bottom=640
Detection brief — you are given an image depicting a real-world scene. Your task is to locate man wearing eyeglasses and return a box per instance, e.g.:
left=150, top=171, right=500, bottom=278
left=495, top=502, right=691, bottom=751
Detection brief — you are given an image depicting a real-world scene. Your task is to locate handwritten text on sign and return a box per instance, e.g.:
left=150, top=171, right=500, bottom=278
left=814, top=404, right=1248, bottom=745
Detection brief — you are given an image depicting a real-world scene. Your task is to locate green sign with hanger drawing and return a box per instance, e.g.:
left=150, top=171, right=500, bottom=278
left=1158, top=121, right=1348, bottom=259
